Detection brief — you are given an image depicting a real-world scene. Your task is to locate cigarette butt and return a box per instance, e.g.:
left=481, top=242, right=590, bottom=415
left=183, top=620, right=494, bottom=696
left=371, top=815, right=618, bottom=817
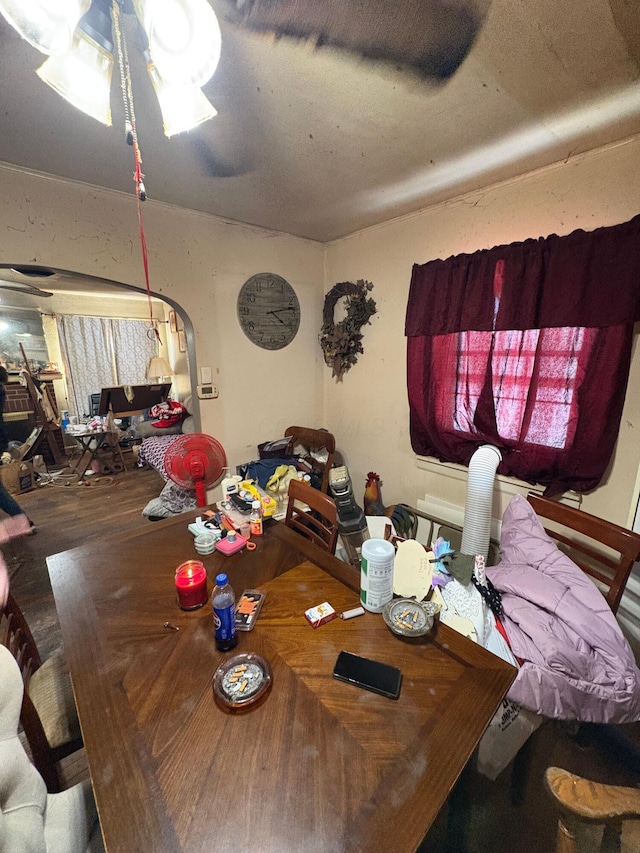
left=340, top=606, right=365, bottom=621
left=239, top=680, right=248, bottom=692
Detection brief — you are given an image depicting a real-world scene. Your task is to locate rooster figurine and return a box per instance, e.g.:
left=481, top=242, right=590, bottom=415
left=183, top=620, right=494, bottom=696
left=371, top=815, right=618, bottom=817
left=363, top=472, right=418, bottom=540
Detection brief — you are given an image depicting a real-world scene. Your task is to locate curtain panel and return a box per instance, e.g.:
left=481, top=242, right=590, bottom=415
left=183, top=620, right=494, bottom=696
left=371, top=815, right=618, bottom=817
left=406, top=214, right=640, bottom=336
left=405, top=214, right=640, bottom=495
left=57, top=316, right=157, bottom=419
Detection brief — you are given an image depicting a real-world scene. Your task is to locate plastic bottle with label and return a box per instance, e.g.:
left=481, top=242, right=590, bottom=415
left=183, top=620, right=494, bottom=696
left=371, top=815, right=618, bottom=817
left=212, top=573, right=238, bottom=652
left=360, top=538, right=395, bottom=613
left=250, top=500, right=263, bottom=536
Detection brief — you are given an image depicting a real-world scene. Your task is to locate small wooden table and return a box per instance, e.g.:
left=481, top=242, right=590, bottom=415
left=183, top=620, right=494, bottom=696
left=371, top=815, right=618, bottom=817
left=48, top=516, right=515, bottom=853
left=68, top=429, right=125, bottom=479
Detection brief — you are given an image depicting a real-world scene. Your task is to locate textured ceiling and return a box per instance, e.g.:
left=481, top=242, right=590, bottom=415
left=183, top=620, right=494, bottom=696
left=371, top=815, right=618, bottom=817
left=0, top=0, right=639, bottom=244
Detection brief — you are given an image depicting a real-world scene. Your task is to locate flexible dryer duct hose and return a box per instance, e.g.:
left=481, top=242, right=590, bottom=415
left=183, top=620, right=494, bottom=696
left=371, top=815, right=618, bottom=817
left=460, top=445, right=502, bottom=560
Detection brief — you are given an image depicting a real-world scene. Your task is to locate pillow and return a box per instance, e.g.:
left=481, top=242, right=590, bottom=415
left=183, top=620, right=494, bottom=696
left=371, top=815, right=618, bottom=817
left=135, top=419, right=184, bottom=439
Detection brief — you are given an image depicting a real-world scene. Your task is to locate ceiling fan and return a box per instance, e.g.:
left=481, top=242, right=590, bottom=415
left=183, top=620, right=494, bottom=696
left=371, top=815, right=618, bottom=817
left=0, top=267, right=56, bottom=297
left=217, top=0, right=489, bottom=81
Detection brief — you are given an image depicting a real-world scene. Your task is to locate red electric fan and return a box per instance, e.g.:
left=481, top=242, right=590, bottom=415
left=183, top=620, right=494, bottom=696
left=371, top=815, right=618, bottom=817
left=164, top=433, right=227, bottom=507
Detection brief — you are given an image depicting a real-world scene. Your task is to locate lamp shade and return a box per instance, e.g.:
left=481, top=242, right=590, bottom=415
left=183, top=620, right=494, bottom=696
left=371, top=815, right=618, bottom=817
left=146, top=58, right=217, bottom=137
left=36, top=0, right=114, bottom=125
left=147, top=356, right=175, bottom=380
left=134, top=0, right=221, bottom=88
left=0, top=0, right=91, bottom=55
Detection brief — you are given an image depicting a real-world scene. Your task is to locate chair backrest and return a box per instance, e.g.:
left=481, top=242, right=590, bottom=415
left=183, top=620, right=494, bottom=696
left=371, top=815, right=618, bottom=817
left=284, top=426, right=335, bottom=493
left=0, top=643, right=100, bottom=853
left=545, top=766, right=640, bottom=853
left=1, top=593, right=42, bottom=685
left=1, top=594, right=61, bottom=792
left=527, top=494, right=640, bottom=614
left=285, top=479, right=339, bottom=554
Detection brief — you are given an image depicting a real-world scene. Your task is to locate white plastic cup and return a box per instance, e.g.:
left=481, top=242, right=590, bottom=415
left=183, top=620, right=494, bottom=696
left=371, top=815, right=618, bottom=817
left=360, top=538, right=395, bottom=613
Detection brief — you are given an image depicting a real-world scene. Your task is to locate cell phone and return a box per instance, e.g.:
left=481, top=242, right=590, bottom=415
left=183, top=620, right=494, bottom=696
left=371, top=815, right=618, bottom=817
left=332, top=651, right=402, bottom=700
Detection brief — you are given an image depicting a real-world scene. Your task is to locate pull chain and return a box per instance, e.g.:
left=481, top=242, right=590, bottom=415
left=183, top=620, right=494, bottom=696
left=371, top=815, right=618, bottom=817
left=112, top=0, right=160, bottom=342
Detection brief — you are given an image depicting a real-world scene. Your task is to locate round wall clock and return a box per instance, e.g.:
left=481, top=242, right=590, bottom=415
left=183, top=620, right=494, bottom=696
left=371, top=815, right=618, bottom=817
left=237, top=273, right=300, bottom=350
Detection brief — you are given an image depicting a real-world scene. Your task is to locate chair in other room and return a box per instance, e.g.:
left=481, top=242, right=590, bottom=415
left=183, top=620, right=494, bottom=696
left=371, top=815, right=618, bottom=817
left=545, top=766, right=640, bottom=853
left=1, top=593, right=83, bottom=793
left=284, top=426, right=336, bottom=493
left=0, top=643, right=103, bottom=852
left=285, top=479, right=339, bottom=554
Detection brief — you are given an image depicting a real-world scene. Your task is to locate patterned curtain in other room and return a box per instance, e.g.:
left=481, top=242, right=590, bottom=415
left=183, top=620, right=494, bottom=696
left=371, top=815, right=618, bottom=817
left=57, top=315, right=158, bottom=419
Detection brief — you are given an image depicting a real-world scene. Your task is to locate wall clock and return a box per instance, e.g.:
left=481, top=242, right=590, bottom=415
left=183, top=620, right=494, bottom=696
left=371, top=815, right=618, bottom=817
left=237, top=273, right=300, bottom=350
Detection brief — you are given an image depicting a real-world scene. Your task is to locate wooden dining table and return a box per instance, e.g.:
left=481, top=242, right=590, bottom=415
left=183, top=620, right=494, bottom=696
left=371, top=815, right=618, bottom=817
left=47, top=513, right=516, bottom=853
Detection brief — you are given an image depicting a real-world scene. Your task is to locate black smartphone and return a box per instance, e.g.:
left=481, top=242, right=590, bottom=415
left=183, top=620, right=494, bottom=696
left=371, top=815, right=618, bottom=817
left=333, top=651, right=402, bottom=700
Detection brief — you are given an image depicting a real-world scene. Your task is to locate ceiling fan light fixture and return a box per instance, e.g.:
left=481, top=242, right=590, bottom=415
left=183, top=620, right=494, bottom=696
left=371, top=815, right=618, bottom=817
left=0, top=0, right=91, bottom=55
left=37, top=31, right=114, bottom=125
left=36, top=0, right=114, bottom=126
left=147, top=60, right=217, bottom=137
left=134, top=0, right=222, bottom=88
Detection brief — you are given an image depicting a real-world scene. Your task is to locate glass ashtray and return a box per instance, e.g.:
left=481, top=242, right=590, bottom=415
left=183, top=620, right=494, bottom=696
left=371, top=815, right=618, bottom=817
left=213, top=652, right=272, bottom=712
left=382, top=598, right=439, bottom=638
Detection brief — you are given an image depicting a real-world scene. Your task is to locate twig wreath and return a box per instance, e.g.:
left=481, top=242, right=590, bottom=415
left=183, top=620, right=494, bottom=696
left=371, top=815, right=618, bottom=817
left=319, top=280, right=377, bottom=380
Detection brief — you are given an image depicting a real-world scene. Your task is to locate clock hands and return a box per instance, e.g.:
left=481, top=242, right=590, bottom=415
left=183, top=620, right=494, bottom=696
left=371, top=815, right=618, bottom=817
left=267, top=308, right=296, bottom=325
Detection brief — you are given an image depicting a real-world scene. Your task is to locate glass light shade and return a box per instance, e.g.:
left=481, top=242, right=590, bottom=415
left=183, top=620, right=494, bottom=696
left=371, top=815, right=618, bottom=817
left=134, top=0, right=221, bottom=88
left=36, top=28, right=113, bottom=125
left=147, top=356, right=175, bottom=380
left=0, top=0, right=90, bottom=54
left=147, top=61, right=217, bottom=137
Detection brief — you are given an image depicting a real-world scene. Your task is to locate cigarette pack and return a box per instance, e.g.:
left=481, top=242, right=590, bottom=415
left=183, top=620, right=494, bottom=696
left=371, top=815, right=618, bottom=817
left=235, top=590, right=265, bottom=631
left=304, top=602, right=337, bottom=628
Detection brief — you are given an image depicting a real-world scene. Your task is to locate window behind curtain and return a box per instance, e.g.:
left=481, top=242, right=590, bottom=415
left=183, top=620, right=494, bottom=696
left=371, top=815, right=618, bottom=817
left=57, top=316, right=158, bottom=419
left=405, top=215, right=640, bottom=496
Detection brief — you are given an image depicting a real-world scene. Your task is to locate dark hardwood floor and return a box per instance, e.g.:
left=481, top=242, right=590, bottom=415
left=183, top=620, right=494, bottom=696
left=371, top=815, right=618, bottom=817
left=3, top=466, right=640, bottom=852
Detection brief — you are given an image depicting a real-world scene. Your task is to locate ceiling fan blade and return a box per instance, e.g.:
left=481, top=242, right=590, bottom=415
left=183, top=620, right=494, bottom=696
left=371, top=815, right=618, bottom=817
left=218, top=0, right=487, bottom=80
left=0, top=283, right=54, bottom=297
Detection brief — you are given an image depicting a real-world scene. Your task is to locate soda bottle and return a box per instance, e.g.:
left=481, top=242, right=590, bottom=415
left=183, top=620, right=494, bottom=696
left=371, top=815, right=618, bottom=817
left=212, top=573, right=238, bottom=652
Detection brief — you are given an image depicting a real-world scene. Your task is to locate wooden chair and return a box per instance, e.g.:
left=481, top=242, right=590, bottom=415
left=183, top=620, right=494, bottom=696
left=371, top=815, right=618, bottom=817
left=545, top=766, right=640, bottom=853
left=1, top=593, right=83, bottom=792
left=284, top=478, right=339, bottom=554
left=511, top=495, right=640, bottom=807
left=284, top=426, right=335, bottom=493
left=527, top=494, right=640, bottom=614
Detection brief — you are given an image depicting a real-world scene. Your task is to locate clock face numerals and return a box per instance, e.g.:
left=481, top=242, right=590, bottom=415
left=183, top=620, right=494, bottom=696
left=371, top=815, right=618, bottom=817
left=237, top=273, right=301, bottom=350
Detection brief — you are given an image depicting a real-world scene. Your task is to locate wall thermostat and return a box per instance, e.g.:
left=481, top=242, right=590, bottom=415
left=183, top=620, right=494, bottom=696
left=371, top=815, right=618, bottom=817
left=198, top=384, right=218, bottom=399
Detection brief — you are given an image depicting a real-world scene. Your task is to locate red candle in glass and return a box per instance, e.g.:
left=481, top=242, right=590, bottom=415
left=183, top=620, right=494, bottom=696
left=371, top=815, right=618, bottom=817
left=175, top=560, right=208, bottom=610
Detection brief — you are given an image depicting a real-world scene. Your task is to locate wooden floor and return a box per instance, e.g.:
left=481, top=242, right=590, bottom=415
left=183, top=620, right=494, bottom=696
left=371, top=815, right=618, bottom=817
left=4, top=467, right=640, bottom=852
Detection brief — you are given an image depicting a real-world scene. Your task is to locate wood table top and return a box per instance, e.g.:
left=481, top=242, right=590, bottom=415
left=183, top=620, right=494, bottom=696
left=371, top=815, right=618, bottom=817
left=47, top=514, right=516, bottom=853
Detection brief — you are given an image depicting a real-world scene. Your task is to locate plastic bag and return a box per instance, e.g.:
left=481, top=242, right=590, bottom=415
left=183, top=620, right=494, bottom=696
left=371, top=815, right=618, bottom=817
left=477, top=699, right=543, bottom=780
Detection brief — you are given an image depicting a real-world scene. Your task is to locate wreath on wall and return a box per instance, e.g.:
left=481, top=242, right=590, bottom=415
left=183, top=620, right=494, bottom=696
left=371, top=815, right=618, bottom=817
left=319, top=280, right=377, bottom=380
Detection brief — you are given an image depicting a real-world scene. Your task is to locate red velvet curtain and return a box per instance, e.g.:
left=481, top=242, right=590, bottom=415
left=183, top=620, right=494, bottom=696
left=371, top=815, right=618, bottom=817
left=405, top=215, right=640, bottom=495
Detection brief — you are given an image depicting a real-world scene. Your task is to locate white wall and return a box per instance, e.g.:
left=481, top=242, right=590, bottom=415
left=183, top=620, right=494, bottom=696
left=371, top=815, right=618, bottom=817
left=324, top=136, right=640, bottom=529
left=2, top=136, right=639, bottom=528
left=0, top=166, right=325, bottom=472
